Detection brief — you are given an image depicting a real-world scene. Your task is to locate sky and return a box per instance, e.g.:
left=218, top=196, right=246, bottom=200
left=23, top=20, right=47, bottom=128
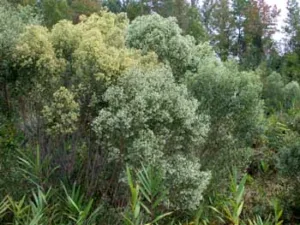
left=266, top=0, right=288, bottom=41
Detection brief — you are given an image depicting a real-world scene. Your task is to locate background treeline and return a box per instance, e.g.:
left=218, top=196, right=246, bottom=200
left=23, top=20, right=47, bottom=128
left=1, top=0, right=300, bottom=224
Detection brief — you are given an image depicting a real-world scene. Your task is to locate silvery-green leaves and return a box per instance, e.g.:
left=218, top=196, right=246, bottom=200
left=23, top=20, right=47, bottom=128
left=93, top=67, right=210, bottom=210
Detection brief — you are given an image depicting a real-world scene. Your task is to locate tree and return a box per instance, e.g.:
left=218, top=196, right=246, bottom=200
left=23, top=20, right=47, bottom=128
left=186, top=57, right=263, bottom=155
left=210, top=0, right=235, bottom=61
left=126, top=13, right=197, bottom=80
left=13, top=11, right=158, bottom=136
left=10, top=11, right=159, bottom=198
left=0, top=0, right=41, bottom=116
left=102, top=0, right=124, bottom=13
left=262, top=72, right=285, bottom=112
left=157, top=0, right=207, bottom=42
left=108, top=0, right=207, bottom=42
left=70, top=0, right=102, bottom=22
left=281, top=52, right=300, bottom=82
left=13, top=25, right=64, bottom=103
left=231, top=0, right=249, bottom=58
left=127, top=13, right=263, bottom=191
left=262, top=72, right=300, bottom=112
left=185, top=6, right=208, bottom=43
left=284, top=0, right=300, bottom=53
left=42, top=87, right=79, bottom=136
left=127, top=14, right=263, bottom=151
left=93, top=66, right=211, bottom=210
left=237, top=0, right=280, bottom=68
left=202, top=0, right=279, bottom=67
left=201, top=0, right=216, bottom=34
left=281, top=0, right=300, bottom=83
left=40, top=0, right=70, bottom=27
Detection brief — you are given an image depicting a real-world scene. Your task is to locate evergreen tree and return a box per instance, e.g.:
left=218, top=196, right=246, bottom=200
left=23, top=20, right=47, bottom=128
left=93, top=67, right=211, bottom=210
left=203, top=0, right=279, bottom=68
left=231, top=0, right=249, bottom=60
left=210, top=0, right=235, bottom=61
left=200, top=0, right=216, bottom=35
left=0, top=0, right=41, bottom=116
left=281, top=0, right=300, bottom=82
left=284, top=0, right=300, bottom=53
left=241, top=0, right=279, bottom=69
left=102, top=0, right=123, bottom=13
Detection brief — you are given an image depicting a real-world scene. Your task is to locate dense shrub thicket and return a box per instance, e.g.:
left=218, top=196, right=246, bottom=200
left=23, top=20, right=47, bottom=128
left=1, top=0, right=300, bottom=224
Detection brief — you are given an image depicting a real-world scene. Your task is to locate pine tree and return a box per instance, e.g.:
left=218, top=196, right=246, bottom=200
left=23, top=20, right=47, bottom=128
left=232, top=0, right=279, bottom=68
left=201, top=0, right=216, bottom=35
left=210, top=0, right=235, bottom=61
left=284, top=0, right=300, bottom=53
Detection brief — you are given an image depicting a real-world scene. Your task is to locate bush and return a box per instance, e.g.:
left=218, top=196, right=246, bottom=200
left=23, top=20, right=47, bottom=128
left=93, top=67, right=211, bottom=210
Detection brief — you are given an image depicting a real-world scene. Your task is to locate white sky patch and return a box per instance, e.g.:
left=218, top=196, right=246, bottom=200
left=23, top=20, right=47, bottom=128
left=266, top=0, right=288, bottom=41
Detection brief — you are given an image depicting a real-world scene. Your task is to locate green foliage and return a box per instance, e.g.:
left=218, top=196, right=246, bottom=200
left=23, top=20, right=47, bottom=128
left=0, top=0, right=41, bottom=115
left=207, top=0, right=235, bottom=61
left=70, top=0, right=102, bottom=21
left=279, top=139, right=300, bottom=178
left=17, top=146, right=58, bottom=189
left=263, top=72, right=300, bottom=112
left=7, top=188, right=53, bottom=225
left=127, top=15, right=263, bottom=179
left=263, top=72, right=285, bottom=112
left=284, top=0, right=300, bottom=53
left=123, top=166, right=172, bottom=225
left=281, top=53, right=300, bottom=83
left=1, top=2, right=300, bottom=224
left=0, top=121, right=24, bottom=198
left=0, top=197, right=9, bottom=220
left=93, top=67, right=210, bottom=210
left=40, top=0, right=70, bottom=27
left=184, top=6, right=208, bottom=43
left=0, top=0, right=41, bottom=57
left=102, top=0, right=123, bottom=13
left=0, top=185, right=103, bottom=225
left=136, top=165, right=167, bottom=218
left=203, top=0, right=280, bottom=68
left=272, top=199, right=283, bottom=225
left=62, top=183, right=101, bottom=225
left=126, top=13, right=196, bottom=80
left=248, top=216, right=272, bottom=225
left=210, top=170, right=248, bottom=225
left=247, top=199, right=283, bottom=225
left=264, top=113, right=292, bottom=151
left=13, top=24, right=64, bottom=97
left=124, top=166, right=143, bottom=225
left=14, top=25, right=63, bottom=75
left=12, top=10, right=158, bottom=137
left=42, top=87, right=79, bottom=135
left=186, top=57, right=263, bottom=157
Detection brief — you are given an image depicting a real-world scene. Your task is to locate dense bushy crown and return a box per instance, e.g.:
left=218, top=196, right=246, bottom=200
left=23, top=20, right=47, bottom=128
left=0, top=0, right=41, bottom=88
left=14, top=25, right=64, bottom=78
left=263, top=72, right=285, bottom=111
left=279, top=140, right=300, bottom=178
left=11, top=11, right=263, bottom=210
left=0, top=1, right=41, bottom=55
left=14, top=11, right=158, bottom=87
left=126, top=14, right=197, bottom=80
left=93, top=67, right=210, bottom=210
left=126, top=14, right=182, bottom=57
left=126, top=13, right=263, bottom=157
left=12, top=10, right=159, bottom=130
left=186, top=58, right=263, bottom=147
left=263, top=72, right=300, bottom=111
left=42, top=87, right=79, bottom=135
left=3, top=2, right=298, bottom=223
